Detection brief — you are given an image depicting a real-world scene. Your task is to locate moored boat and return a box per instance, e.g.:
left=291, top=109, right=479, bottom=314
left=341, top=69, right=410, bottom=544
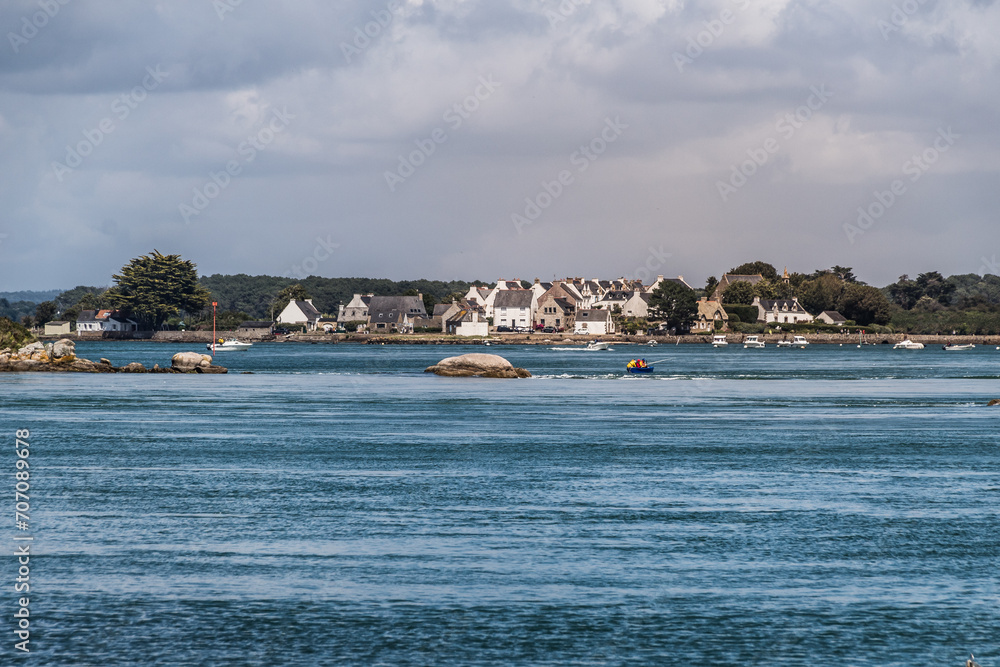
left=743, top=335, right=765, bottom=349
left=711, top=335, right=728, bottom=347
left=893, top=339, right=924, bottom=350
left=791, top=336, right=809, bottom=348
left=776, top=339, right=792, bottom=348
left=207, top=339, right=253, bottom=352
left=943, top=343, right=975, bottom=351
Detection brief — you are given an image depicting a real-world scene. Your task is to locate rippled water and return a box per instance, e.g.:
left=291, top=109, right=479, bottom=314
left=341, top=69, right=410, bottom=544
left=3, top=342, right=999, bottom=665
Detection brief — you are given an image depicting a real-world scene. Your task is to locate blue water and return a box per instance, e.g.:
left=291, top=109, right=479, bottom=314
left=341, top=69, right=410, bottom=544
left=3, top=342, right=999, bottom=665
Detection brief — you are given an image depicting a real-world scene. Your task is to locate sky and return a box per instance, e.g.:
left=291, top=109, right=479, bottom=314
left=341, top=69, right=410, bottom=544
left=1, top=0, right=998, bottom=292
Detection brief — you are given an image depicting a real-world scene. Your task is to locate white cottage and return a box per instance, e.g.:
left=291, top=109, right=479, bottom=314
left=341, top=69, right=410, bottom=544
left=278, top=299, right=322, bottom=331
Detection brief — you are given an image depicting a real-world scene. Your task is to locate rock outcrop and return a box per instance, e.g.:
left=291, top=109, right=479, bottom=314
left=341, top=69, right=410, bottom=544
left=424, top=353, right=531, bottom=378
left=0, top=339, right=226, bottom=374
left=171, top=352, right=214, bottom=372
left=988, top=399, right=1000, bottom=406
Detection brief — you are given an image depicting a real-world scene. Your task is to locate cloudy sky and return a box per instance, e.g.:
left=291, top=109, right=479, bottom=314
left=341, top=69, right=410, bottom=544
left=1, top=0, right=998, bottom=291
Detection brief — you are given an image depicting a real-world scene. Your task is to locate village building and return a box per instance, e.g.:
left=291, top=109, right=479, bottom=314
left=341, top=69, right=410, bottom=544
left=816, top=311, right=848, bottom=326
left=535, top=293, right=576, bottom=330
left=622, top=292, right=651, bottom=318
left=713, top=274, right=765, bottom=301
left=493, top=290, right=534, bottom=330
left=753, top=296, right=814, bottom=324
left=574, top=309, right=615, bottom=335
left=691, top=298, right=729, bottom=333
left=44, top=321, right=71, bottom=336
left=277, top=299, right=322, bottom=331
left=237, top=321, right=274, bottom=338
left=338, top=294, right=373, bottom=322
left=367, top=295, right=427, bottom=333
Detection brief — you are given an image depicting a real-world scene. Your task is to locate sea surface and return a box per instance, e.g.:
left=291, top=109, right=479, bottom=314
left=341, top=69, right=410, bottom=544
left=2, top=341, right=999, bottom=665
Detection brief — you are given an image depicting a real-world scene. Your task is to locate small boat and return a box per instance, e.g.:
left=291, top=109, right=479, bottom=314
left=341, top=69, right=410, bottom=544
left=207, top=339, right=252, bottom=351
left=943, top=343, right=975, bottom=351
left=626, top=359, right=653, bottom=373
left=645, top=340, right=658, bottom=347
left=586, top=341, right=610, bottom=351
left=776, top=339, right=792, bottom=348
left=791, top=336, right=810, bottom=348
left=893, top=339, right=924, bottom=350
left=743, top=335, right=765, bottom=349
left=711, top=335, right=728, bottom=347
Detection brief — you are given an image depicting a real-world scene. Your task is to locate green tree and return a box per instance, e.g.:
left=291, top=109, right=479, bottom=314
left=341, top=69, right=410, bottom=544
left=722, top=280, right=756, bottom=305
left=271, top=284, right=311, bottom=319
left=830, top=265, right=862, bottom=284
left=798, top=273, right=844, bottom=314
left=0, top=317, right=36, bottom=349
left=887, top=275, right=921, bottom=310
left=649, top=281, right=698, bottom=330
left=729, top=261, right=778, bottom=280
left=105, top=250, right=211, bottom=329
left=916, top=271, right=955, bottom=305
left=704, top=276, right=719, bottom=299
left=838, top=284, right=891, bottom=325
left=34, top=301, right=57, bottom=327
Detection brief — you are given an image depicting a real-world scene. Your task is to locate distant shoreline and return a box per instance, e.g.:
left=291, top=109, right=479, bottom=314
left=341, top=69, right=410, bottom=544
left=37, top=332, right=1000, bottom=346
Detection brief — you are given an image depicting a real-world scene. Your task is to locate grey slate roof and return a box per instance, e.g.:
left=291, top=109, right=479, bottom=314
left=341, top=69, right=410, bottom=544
left=819, top=310, right=846, bottom=321
left=493, top=290, right=533, bottom=309
left=576, top=309, right=610, bottom=322
left=368, top=295, right=427, bottom=324
left=291, top=299, right=322, bottom=320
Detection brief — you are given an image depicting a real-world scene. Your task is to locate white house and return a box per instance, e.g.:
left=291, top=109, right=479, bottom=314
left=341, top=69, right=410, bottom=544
left=817, top=310, right=848, bottom=326
left=622, top=292, right=651, bottom=318
left=278, top=299, right=322, bottom=331
left=493, top=290, right=533, bottom=329
left=574, top=309, right=615, bottom=335
left=76, top=310, right=102, bottom=333
left=754, top=297, right=814, bottom=325
left=455, top=310, right=489, bottom=337
left=338, top=294, right=373, bottom=322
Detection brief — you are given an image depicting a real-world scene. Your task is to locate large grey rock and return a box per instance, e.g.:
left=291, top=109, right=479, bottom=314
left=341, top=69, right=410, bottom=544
left=425, top=353, right=531, bottom=378
left=51, top=338, right=76, bottom=359
left=119, top=362, right=147, bottom=373
left=172, top=352, right=213, bottom=372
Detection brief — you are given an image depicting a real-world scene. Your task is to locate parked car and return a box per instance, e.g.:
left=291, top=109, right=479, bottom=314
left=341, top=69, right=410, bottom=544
left=273, top=327, right=290, bottom=335
left=495, top=325, right=513, bottom=332
left=515, top=327, right=532, bottom=334
left=542, top=326, right=556, bottom=333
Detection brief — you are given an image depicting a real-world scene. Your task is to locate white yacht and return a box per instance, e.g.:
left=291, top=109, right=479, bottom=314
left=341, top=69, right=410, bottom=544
left=893, top=339, right=924, bottom=350
left=207, top=339, right=253, bottom=352
left=743, top=335, right=765, bottom=349
left=791, top=336, right=810, bottom=348
left=711, top=335, right=728, bottom=347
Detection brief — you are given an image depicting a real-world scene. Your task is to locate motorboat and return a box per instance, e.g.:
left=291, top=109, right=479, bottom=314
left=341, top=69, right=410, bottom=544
left=943, top=344, right=975, bottom=351
left=711, top=335, right=728, bottom=347
left=586, top=341, right=610, bottom=351
left=207, top=339, right=253, bottom=352
left=743, top=335, right=765, bottom=349
left=776, top=339, right=792, bottom=348
left=626, top=359, right=653, bottom=373
left=791, top=336, right=810, bottom=348
left=893, top=339, right=924, bottom=350
left=645, top=340, right=658, bottom=347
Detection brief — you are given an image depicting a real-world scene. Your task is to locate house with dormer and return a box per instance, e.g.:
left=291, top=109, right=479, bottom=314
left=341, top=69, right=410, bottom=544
left=713, top=274, right=765, bottom=301
left=574, top=309, right=615, bottom=335
left=367, top=295, right=427, bottom=333
left=753, top=296, right=813, bottom=325
left=493, top=290, right=534, bottom=330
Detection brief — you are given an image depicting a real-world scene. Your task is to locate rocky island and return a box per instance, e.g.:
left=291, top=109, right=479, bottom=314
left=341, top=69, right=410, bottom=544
left=0, top=339, right=227, bottom=374
left=425, top=353, right=531, bottom=378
